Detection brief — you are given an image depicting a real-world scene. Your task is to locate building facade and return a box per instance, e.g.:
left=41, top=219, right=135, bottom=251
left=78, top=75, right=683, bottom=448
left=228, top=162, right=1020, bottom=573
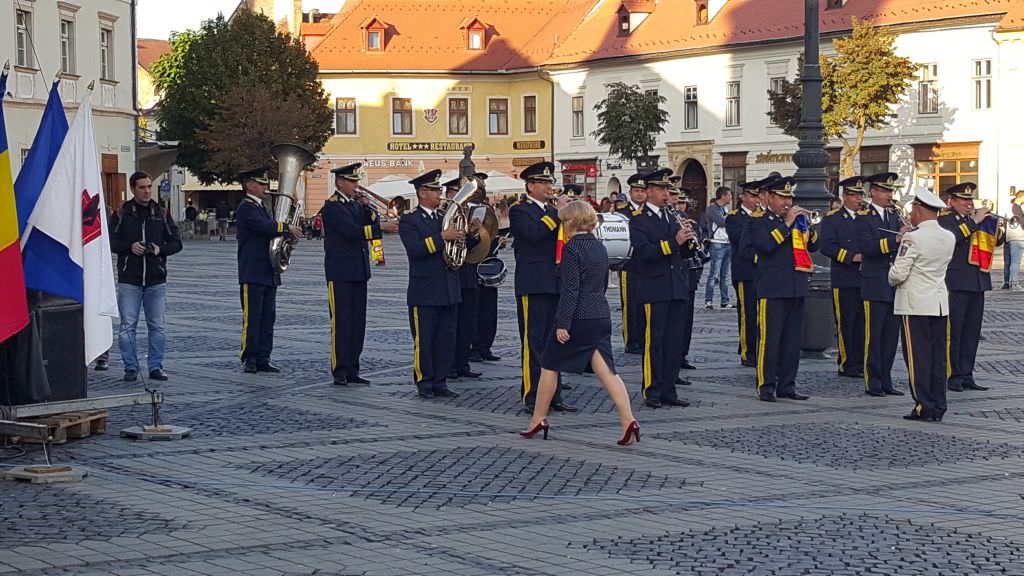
left=3, top=0, right=137, bottom=209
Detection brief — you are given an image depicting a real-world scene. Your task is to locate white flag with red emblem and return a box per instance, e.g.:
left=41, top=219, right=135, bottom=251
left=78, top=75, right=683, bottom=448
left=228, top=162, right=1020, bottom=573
left=25, top=92, right=118, bottom=363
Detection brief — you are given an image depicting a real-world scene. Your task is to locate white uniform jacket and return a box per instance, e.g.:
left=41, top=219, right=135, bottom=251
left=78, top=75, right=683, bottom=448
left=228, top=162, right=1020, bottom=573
left=888, top=219, right=955, bottom=316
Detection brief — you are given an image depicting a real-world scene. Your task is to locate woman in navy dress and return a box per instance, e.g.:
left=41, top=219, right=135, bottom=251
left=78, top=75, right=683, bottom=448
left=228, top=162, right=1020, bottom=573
left=520, top=201, right=639, bottom=445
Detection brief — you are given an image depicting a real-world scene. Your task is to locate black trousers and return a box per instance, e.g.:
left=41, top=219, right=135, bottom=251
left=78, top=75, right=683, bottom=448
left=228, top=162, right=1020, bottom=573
left=733, top=280, right=758, bottom=365
left=642, top=300, right=684, bottom=402
left=619, top=271, right=646, bottom=352
left=240, top=283, right=276, bottom=364
left=900, top=315, right=948, bottom=419
left=453, top=287, right=479, bottom=372
left=864, top=300, right=899, bottom=394
left=328, top=280, right=367, bottom=380
left=756, top=297, right=804, bottom=397
left=517, top=293, right=563, bottom=406
left=680, top=288, right=697, bottom=363
left=948, top=290, right=984, bottom=388
left=472, top=286, right=498, bottom=355
left=832, top=286, right=864, bottom=375
left=409, top=304, right=457, bottom=394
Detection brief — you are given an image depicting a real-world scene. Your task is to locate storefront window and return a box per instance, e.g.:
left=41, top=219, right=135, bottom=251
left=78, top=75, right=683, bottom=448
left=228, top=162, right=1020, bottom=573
left=915, top=158, right=978, bottom=194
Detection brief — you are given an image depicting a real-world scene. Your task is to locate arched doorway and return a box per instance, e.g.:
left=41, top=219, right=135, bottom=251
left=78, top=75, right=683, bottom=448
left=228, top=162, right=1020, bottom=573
left=606, top=176, right=621, bottom=201
left=678, top=158, right=708, bottom=219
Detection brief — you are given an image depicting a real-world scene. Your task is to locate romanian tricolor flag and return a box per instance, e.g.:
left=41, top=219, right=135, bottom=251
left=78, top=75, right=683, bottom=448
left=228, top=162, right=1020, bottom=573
left=555, top=224, right=566, bottom=264
left=791, top=215, right=814, bottom=273
left=968, top=216, right=998, bottom=272
left=0, top=66, right=29, bottom=343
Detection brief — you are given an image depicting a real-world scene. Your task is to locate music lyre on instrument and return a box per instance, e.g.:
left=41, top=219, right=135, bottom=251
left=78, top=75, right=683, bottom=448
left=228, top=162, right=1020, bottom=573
left=268, top=143, right=316, bottom=274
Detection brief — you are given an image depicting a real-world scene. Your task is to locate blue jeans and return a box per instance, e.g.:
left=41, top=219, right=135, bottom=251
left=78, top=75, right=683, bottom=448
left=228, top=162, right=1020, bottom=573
left=705, top=243, right=731, bottom=305
left=1005, top=240, right=1024, bottom=287
left=117, top=283, right=166, bottom=373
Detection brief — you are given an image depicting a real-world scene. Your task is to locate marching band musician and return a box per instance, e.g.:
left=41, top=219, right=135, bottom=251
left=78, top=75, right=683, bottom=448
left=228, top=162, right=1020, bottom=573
left=855, top=172, right=907, bottom=398
left=617, top=174, right=648, bottom=355
left=236, top=167, right=303, bottom=374
left=888, top=187, right=954, bottom=422
left=629, top=168, right=692, bottom=409
left=819, top=176, right=866, bottom=379
left=322, top=163, right=397, bottom=386
left=510, top=161, right=576, bottom=412
left=446, top=174, right=485, bottom=380
left=399, top=169, right=467, bottom=399
left=471, top=182, right=503, bottom=363
left=749, top=176, right=816, bottom=402
left=938, top=182, right=1005, bottom=392
left=672, top=181, right=701, bottom=378
left=726, top=178, right=766, bottom=368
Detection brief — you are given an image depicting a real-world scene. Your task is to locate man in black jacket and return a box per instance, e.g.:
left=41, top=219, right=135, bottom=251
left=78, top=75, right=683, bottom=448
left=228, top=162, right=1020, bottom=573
left=109, top=172, right=183, bottom=382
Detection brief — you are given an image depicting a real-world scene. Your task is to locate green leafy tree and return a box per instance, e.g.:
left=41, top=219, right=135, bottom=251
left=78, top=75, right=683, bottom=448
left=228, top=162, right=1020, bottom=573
left=767, top=18, right=919, bottom=177
left=592, top=82, right=670, bottom=170
left=152, top=10, right=332, bottom=184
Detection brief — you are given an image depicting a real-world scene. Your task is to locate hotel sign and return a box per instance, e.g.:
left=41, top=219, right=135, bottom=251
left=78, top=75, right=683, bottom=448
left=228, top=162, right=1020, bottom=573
left=387, top=141, right=475, bottom=153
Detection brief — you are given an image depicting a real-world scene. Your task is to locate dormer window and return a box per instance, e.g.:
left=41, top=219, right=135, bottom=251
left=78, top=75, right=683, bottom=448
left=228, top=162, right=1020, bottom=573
left=617, top=8, right=630, bottom=36
left=826, top=0, right=847, bottom=8
left=695, top=2, right=709, bottom=25
left=617, top=2, right=654, bottom=36
left=468, top=29, right=483, bottom=50
left=361, top=17, right=386, bottom=52
left=368, top=30, right=382, bottom=50
left=462, top=18, right=487, bottom=51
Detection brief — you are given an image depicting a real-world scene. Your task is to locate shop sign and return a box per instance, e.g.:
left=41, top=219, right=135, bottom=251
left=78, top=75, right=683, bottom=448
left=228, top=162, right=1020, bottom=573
left=561, top=162, right=598, bottom=177
left=387, top=142, right=475, bottom=153
left=754, top=150, right=794, bottom=164
left=513, top=140, right=546, bottom=150
left=513, top=156, right=546, bottom=167
left=365, top=159, right=414, bottom=168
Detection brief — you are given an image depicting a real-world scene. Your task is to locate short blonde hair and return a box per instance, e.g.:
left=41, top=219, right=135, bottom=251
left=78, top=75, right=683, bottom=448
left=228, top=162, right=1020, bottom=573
left=558, top=200, right=598, bottom=235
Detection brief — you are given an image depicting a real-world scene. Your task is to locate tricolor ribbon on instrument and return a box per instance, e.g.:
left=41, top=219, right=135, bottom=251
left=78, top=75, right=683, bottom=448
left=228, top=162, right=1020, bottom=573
left=968, top=216, right=997, bottom=272
left=791, top=215, right=814, bottom=273
left=555, top=224, right=565, bottom=264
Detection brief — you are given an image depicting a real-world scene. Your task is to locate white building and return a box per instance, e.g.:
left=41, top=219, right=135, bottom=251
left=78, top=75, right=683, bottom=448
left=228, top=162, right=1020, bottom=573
left=545, top=0, right=1024, bottom=216
left=3, top=0, right=137, bottom=208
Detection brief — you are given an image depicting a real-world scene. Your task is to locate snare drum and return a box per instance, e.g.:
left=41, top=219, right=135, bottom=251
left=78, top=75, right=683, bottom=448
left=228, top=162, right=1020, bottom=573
left=476, top=257, right=508, bottom=287
left=594, top=212, right=632, bottom=270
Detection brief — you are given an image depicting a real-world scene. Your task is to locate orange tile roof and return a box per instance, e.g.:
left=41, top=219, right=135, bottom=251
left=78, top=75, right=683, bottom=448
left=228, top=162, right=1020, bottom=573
left=137, top=38, right=171, bottom=71
left=996, top=1, right=1024, bottom=31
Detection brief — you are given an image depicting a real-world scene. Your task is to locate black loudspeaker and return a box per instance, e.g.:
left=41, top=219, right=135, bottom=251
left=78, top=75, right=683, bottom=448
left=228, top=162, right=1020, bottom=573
left=36, top=301, right=87, bottom=402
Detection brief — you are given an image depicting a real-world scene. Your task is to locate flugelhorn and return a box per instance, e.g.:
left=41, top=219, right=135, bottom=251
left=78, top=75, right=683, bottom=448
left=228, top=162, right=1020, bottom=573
left=268, top=143, right=316, bottom=274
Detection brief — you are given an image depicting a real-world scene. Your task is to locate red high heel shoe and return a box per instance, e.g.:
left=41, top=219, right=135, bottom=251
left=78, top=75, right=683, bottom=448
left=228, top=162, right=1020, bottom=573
left=520, top=419, right=549, bottom=440
left=617, top=421, right=640, bottom=446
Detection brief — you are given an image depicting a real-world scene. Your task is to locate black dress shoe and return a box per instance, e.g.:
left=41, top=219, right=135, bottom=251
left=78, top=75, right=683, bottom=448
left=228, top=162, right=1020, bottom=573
left=256, top=362, right=281, bottom=373
left=456, top=370, right=482, bottom=379
left=124, top=370, right=138, bottom=382
left=758, top=393, right=776, bottom=403
left=663, top=398, right=691, bottom=407
left=741, top=360, right=757, bottom=368
left=333, top=377, right=348, bottom=386
left=866, top=390, right=886, bottom=397
left=962, top=382, right=989, bottom=391
left=947, top=383, right=964, bottom=392
left=347, top=375, right=370, bottom=384
left=839, top=370, right=864, bottom=378
left=550, top=402, right=578, bottom=413
left=644, top=399, right=662, bottom=409
left=903, top=412, right=926, bottom=421
left=149, top=369, right=169, bottom=381
left=467, top=352, right=484, bottom=363
left=675, top=377, right=692, bottom=386
left=434, top=388, right=459, bottom=398
left=778, top=391, right=809, bottom=400
left=479, top=352, right=501, bottom=361
left=243, top=362, right=258, bottom=373
left=882, top=388, right=904, bottom=396
left=679, top=360, right=697, bottom=370
left=417, top=391, right=434, bottom=399
left=94, top=358, right=109, bottom=371
left=447, top=371, right=460, bottom=380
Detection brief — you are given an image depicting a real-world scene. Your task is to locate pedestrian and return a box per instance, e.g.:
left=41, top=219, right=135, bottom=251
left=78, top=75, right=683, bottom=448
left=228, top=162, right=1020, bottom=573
left=702, top=186, right=733, bottom=309
left=520, top=200, right=638, bottom=445
left=216, top=201, right=231, bottom=241
left=1002, top=189, right=1024, bottom=289
left=109, top=171, right=183, bottom=382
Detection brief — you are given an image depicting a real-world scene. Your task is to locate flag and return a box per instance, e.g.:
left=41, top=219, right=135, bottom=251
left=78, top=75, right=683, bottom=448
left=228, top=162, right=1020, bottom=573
left=555, top=224, right=566, bottom=264
left=0, top=66, right=29, bottom=343
left=15, top=81, right=67, bottom=236
left=791, top=215, right=814, bottom=273
left=23, top=92, right=118, bottom=363
left=969, top=216, right=998, bottom=273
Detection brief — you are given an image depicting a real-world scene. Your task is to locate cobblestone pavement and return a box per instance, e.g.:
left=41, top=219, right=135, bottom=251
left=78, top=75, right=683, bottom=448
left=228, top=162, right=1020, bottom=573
left=3, top=236, right=1024, bottom=575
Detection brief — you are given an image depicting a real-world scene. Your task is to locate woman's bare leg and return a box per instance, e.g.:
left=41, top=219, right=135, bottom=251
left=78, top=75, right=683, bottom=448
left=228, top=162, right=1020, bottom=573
left=527, top=368, right=560, bottom=429
left=590, top=351, right=636, bottom=434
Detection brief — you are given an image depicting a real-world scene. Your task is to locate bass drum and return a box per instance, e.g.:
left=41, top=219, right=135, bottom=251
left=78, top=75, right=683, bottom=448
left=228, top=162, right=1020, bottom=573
left=595, top=212, right=632, bottom=270
left=476, top=257, right=508, bottom=287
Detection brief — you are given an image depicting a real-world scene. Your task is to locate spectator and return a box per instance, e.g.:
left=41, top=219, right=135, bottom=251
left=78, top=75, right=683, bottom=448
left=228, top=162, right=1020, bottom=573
left=1003, top=189, right=1024, bottom=290
left=599, top=198, right=612, bottom=213
left=215, top=201, right=231, bottom=241
left=702, top=186, right=734, bottom=309
left=184, top=201, right=198, bottom=222
left=109, top=171, right=183, bottom=382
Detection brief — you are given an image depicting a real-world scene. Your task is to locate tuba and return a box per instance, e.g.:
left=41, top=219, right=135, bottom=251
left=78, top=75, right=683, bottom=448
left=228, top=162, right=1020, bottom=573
left=267, top=143, right=316, bottom=273
left=439, top=177, right=498, bottom=269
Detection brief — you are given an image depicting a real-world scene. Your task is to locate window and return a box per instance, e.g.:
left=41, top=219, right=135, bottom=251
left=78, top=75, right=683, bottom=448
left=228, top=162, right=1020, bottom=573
left=918, top=64, right=938, bottom=114
left=60, top=20, right=76, bottom=74
left=768, top=76, right=785, bottom=120
left=368, top=30, right=382, bottom=50
left=826, top=0, right=847, bottom=8
left=523, top=95, right=537, bottom=133
left=449, top=97, right=469, bottom=135
left=916, top=158, right=978, bottom=195
left=725, top=81, right=741, bottom=127
left=973, top=59, right=991, bottom=110
left=695, top=2, right=709, bottom=25
left=392, top=98, right=412, bottom=135
left=334, top=98, right=356, bottom=135
left=488, top=98, right=508, bottom=135
left=15, top=10, right=33, bottom=68
left=468, top=29, right=483, bottom=50
left=617, top=9, right=630, bottom=36
left=684, top=86, right=698, bottom=130
left=571, top=96, right=584, bottom=137
left=100, top=27, right=113, bottom=80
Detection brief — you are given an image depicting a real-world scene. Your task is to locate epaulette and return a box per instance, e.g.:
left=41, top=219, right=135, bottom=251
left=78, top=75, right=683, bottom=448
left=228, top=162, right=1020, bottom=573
left=326, top=192, right=340, bottom=203
left=938, top=208, right=951, bottom=217
left=826, top=208, right=840, bottom=216
left=729, top=208, right=740, bottom=216
left=857, top=209, right=870, bottom=216
left=631, top=209, right=643, bottom=217
left=751, top=209, right=765, bottom=217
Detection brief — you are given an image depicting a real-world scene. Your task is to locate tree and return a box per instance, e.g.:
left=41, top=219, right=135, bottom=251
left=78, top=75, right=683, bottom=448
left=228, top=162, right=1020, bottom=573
left=592, top=82, right=670, bottom=170
left=152, top=10, right=332, bottom=184
left=767, top=18, right=919, bottom=177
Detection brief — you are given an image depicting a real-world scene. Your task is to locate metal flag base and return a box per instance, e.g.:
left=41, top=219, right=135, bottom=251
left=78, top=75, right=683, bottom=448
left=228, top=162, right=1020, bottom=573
left=119, top=388, right=192, bottom=441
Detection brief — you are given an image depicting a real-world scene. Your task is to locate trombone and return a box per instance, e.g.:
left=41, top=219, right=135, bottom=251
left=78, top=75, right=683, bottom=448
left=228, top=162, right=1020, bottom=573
left=356, top=185, right=396, bottom=221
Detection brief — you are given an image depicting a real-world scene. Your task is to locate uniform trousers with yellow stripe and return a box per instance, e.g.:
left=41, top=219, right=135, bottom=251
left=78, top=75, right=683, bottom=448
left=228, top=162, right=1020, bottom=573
left=619, top=271, right=646, bottom=353
left=732, top=280, right=758, bottom=366
left=863, top=300, right=900, bottom=394
left=947, top=291, right=984, bottom=390
left=239, top=283, right=276, bottom=365
left=831, top=286, right=864, bottom=376
left=900, top=314, right=948, bottom=419
left=328, top=280, right=368, bottom=381
left=408, top=304, right=457, bottom=395
left=641, top=299, right=684, bottom=402
left=756, top=297, right=804, bottom=398
left=516, top=293, right=564, bottom=407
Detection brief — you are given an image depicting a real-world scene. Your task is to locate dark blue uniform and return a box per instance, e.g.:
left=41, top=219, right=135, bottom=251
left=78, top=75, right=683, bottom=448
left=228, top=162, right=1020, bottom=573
left=749, top=211, right=817, bottom=400
left=629, top=205, right=689, bottom=404
left=510, top=198, right=564, bottom=407
left=819, top=207, right=864, bottom=377
left=452, top=235, right=481, bottom=375
left=726, top=206, right=759, bottom=366
left=236, top=195, right=292, bottom=366
left=471, top=234, right=502, bottom=360
left=680, top=219, right=705, bottom=367
left=855, top=204, right=902, bottom=395
left=322, top=192, right=382, bottom=383
left=616, top=203, right=646, bottom=354
left=400, top=206, right=461, bottom=396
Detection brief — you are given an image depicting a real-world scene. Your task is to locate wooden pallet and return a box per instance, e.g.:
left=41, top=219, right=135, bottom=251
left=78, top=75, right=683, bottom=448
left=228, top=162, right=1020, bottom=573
left=3, top=410, right=111, bottom=445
